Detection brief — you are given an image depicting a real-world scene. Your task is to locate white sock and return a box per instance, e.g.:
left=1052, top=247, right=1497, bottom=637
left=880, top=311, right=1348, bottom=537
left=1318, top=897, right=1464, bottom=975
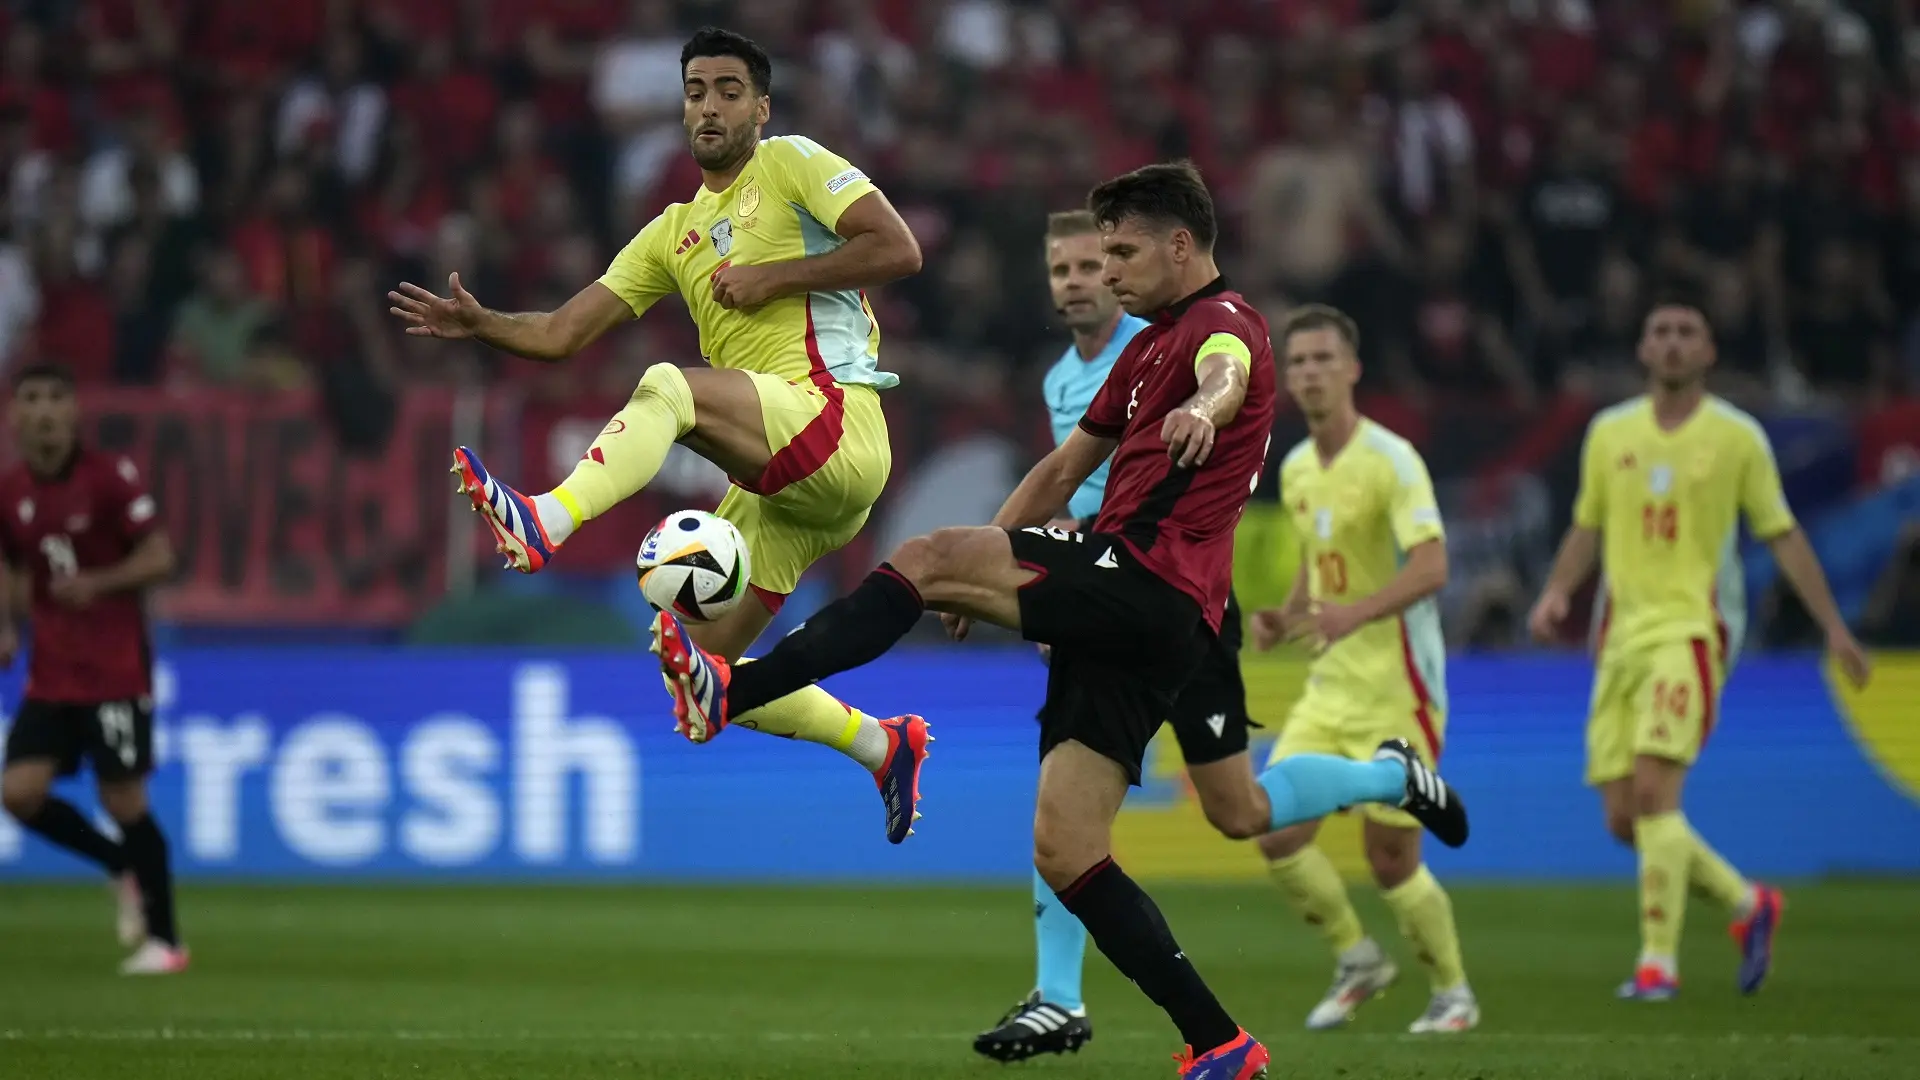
left=1637, top=952, right=1678, bottom=978
left=1339, top=937, right=1385, bottom=968
left=846, top=714, right=891, bottom=771
left=531, top=492, right=577, bottom=545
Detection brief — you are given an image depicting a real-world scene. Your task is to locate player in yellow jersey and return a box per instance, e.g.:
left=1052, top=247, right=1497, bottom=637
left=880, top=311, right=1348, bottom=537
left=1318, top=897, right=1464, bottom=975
left=385, top=28, right=931, bottom=843
left=1249, top=305, right=1479, bottom=1034
left=1528, top=296, right=1872, bottom=999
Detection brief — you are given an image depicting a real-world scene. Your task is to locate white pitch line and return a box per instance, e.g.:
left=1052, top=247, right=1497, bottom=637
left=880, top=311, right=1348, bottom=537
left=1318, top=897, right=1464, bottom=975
left=1, top=1028, right=1912, bottom=1047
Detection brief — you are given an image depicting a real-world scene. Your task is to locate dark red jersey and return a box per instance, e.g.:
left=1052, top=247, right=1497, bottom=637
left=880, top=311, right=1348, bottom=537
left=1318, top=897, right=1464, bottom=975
left=0, top=448, right=159, bottom=702
left=1080, top=279, right=1276, bottom=631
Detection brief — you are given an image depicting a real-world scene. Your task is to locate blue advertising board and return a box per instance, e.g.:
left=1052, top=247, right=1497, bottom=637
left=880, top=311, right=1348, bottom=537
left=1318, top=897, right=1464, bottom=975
left=1, top=649, right=1915, bottom=880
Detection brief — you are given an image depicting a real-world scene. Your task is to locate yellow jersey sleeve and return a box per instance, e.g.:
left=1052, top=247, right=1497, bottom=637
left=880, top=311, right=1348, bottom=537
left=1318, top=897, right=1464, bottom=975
left=763, top=135, right=878, bottom=233
left=1572, top=419, right=1608, bottom=530
left=598, top=214, right=676, bottom=317
left=1738, top=424, right=1796, bottom=540
left=1383, top=444, right=1445, bottom=551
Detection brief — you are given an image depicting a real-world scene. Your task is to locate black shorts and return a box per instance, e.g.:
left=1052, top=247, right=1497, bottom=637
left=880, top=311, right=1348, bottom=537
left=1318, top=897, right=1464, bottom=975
left=1009, top=526, right=1209, bottom=785
left=1166, top=592, right=1257, bottom=767
left=4, top=697, right=156, bottom=780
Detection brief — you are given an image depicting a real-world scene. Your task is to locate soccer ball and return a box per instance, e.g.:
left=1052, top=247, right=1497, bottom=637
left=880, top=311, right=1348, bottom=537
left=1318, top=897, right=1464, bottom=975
left=636, top=510, right=751, bottom=623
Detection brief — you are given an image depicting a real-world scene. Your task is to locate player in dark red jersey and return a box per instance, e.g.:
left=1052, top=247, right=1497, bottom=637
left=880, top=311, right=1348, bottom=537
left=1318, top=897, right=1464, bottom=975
left=650, top=162, right=1469, bottom=1078
left=0, top=363, right=186, bottom=975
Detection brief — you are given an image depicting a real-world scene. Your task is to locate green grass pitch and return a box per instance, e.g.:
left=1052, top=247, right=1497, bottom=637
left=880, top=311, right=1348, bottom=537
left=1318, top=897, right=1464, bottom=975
left=3, top=881, right=1916, bottom=1078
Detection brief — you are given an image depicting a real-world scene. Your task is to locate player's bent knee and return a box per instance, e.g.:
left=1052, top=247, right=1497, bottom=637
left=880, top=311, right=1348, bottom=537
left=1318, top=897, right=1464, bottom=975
left=1605, top=812, right=1636, bottom=846
left=1256, top=820, right=1318, bottom=861
left=0, top=771, right=50, bottom=821
left=1365, top=843, right=1420, bottom=890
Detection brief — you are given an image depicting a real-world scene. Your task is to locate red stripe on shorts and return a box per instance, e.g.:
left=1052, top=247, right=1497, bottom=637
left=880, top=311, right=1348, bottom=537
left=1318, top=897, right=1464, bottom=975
left=733, top=301, right=847, bottom=498
left=1691, top=636, right=1717, bottom=745
left=1398, top=617, right=1443, bottom=762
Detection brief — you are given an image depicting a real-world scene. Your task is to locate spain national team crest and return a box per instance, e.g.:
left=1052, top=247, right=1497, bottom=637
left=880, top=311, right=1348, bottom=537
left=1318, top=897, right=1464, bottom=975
left=739, top=180, right=760, bottom=218
left=1315, top=508, right=1334, bottom=539
left=710, top=218, right=734, bottom=257
left=1647, top=463, right=1674, bottom=496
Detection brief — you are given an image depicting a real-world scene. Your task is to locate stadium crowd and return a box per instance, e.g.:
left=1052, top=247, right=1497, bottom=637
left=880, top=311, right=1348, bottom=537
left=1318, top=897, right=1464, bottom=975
left=3, top=0, right=1918, bottom=402
left=0, top=0, right=1916, bottom=645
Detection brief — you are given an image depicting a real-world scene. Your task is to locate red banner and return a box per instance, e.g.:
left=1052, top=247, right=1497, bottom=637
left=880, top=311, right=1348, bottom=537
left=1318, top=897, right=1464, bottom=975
left=75, top=387, right=457, bottom=625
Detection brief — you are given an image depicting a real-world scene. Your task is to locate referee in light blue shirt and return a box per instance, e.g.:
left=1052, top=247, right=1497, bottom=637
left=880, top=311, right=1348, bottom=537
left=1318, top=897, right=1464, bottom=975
left=973, top=210, right=1257, bottom=1064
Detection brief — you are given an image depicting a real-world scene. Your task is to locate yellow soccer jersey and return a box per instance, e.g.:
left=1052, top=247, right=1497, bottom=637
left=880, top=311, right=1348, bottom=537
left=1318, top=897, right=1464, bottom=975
left=597, top=135, right=896, bottom=389
left=1574, top=396, right=1796, bottom=660
left=1281, top=418, right=1448, bottom=712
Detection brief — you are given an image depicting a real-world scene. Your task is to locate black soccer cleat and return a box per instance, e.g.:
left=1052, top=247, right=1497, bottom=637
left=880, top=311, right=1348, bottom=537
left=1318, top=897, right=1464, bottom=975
left=1375, top=738, right=1469, bottom=848
left=973, top=992, right=1092, bottom=1063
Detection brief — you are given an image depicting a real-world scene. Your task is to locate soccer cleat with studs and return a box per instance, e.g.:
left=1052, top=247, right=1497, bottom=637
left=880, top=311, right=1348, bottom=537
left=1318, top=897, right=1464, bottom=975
left=1175, top=1028, right=1269, bottom=1079
left=1375, top=738, right=1468, bottom=848
left=973, top=992, right=1092, bottom=1062
left=450, top=446, right=559, bottom=573
left=650, top=611, right=732, bottom=743
left=872, top=715, right=930, bottom=844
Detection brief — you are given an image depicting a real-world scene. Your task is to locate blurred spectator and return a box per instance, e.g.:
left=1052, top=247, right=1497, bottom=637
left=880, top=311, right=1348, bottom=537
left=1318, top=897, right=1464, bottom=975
left=277, top=31, right=388, bottom=186
left=1790, top=240, right=1893, bottom=402
left=80, top=106, right=200, bottom=233
left=1245, top=85, right=1408, bottom=307
left=168, top=249, right=272, bottom=386
left=1505, top=106, right=1625, bottom=355
left=596, top=0, right=690, bottom=218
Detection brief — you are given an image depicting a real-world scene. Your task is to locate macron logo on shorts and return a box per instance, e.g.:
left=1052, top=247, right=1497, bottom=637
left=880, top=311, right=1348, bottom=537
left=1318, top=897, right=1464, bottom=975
left=1206, top=713, right=1227, bottom=738
left=1094, top=547, right=1118, bottom=569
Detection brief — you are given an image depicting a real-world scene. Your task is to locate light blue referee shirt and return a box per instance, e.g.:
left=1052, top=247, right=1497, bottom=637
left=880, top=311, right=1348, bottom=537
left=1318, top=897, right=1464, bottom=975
left=1042, top=313, right=1151, bottom=521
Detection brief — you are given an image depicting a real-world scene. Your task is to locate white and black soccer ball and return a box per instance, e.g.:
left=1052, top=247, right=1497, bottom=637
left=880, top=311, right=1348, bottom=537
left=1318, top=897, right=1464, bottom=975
left=636, top=510, right=751, bottom=623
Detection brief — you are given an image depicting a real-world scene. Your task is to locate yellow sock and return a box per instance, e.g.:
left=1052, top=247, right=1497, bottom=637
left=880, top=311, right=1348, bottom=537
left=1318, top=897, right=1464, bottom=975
left=1685, top=819, right=1754, bottom=915
left=1634, top=811, right=1692, bottom=962
left=1381, top=865, right=1468, bottom=992
left=552, top=363, right=696, bottom=526
left=732, top=665, right=889, bottom=771
left=1267, top=846, right=1365, bottom=955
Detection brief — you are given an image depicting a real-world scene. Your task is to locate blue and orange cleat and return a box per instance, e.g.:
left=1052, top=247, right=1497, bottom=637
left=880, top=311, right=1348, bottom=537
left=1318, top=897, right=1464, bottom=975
left=1175, top=1029, right=1270, bottom=1079
left=651, top=611, right=733, bottom=743
left=451, top=446, right=560, bottom=573
left=1615, top=965, right=1679, bottom=1001
left=873, top=715, right=930, bottom=844
left=1732, top=884, right=1784, bottom=995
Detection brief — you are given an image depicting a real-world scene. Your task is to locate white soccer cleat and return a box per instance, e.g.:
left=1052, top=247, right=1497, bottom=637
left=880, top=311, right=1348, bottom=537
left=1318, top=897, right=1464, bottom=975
left=1408, top=987, right=1480, bottom=1033
left=112, top=872, right=145, bottom=948
left=119, top=938, right=189, bottom=976
left=1305, top=943, right=1398, bottom=1030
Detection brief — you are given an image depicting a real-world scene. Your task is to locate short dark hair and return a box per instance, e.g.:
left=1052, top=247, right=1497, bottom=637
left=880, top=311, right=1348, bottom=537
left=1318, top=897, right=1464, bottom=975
left=1045, top=209, right=1099, bottom=239
left=681, top=27, right=773, bottom=96
left=11, top=361, right=75, bottom=391
left=1644, top=288, right=1715, bottom=337
left=1278, top=304, right=1360, bottom=351
left=1086, top=160, right=1218, bottom=251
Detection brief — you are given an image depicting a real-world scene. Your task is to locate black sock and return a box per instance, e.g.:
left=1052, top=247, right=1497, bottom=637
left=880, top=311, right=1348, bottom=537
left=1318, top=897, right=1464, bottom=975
left=22, top=797, right=127, bottom=874
left=1056, top=857, right=1239, bottom=1052
left=727, top=564, right=925, bottom=714
left=118, top=814, right=178, bottom=946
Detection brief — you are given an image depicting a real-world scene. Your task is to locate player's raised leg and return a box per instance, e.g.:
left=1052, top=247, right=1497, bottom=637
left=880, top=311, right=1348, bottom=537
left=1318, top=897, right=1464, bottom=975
left=1364, top=818, right=1477, bottom=1032
left=1256, top=741, right=1467, bottom=847
left=96, top=769, right=187, bottom=975
left=454, top=361, right=729, bottom=572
